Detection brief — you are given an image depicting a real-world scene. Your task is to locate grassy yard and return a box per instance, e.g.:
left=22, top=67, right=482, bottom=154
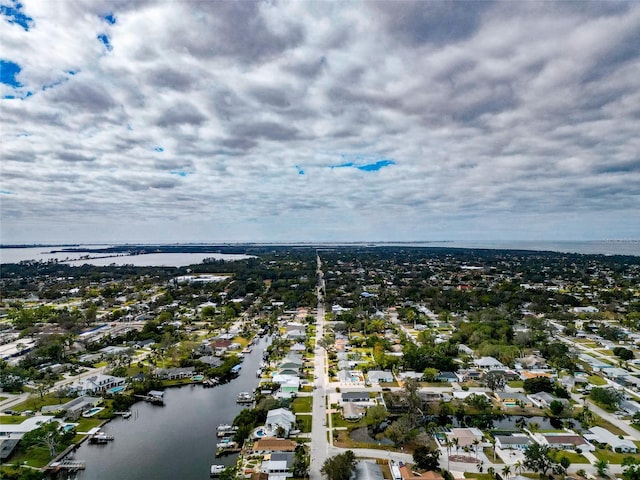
left=592, top=448, right=640, bottom=464
left=0, top=415, right=29, bottom=425
left=593, top=417, right=627, bottom=436
left=588, top=375, right=608, bottom=386
left=296, top=414, right=312, bottom=433
left=554, top=451, right=588, bottom=463
left=291, top=396, right=313, bottom=414
left=331, top=413, right=367, bottom=429
left=11, top=394, right=77, bottom=413
left=6, top=446, right=53, bottom=468
left=508, top=380, right=524, bottom=388
left=483, top=448, right=503, bottom=463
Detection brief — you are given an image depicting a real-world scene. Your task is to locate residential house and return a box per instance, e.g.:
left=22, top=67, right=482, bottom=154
left=446, top=428, right=483, bottom=448
left=474, top=357, right=505, bottom=370
left=261, top=452, right=295, bottom=477
left=265, top=408, right=297, bottom=437
left=584, top=427, right=636, bottom=453
left=540, top=434, right=594, bottom=451
left=356, top=461, right=385, bottom=480
left=367, top=370, right=394, bottom=385
left=528, top=392, right=570, bottom=409
left=252, top=437, right=297, bottom=454
left=341, top=392, right=370, bottom=403
left=494, top=392, right=533, bottom=408
left=41, top=396, right=102, bottom=420
left=155, top=367, right=195, bottom=380
left=70, top=374, right=126, bottom=396
left=495, top=434, right=533, bottom=450
left=342, top=403, right=365, bottom=421
left=436, top=371, right=458, bottom=383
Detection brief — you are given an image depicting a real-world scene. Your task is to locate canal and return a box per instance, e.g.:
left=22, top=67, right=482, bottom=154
left=74, top=336, right=271, bottom=480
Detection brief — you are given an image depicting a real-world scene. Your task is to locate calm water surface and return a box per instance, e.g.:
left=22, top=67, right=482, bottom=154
left=74, top=337, right=270, bottom=480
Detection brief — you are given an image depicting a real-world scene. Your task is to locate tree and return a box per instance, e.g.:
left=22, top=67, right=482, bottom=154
left=523, top=443, right=555, bottom=477
left=596, top=460, right=609, bottom=478
left=293, top=445, right=310, bottom=478
left=523, top=377, right=554, bottom=394
left=321, top=451, right=357, bottom=480
left=622, top=457, right=640, bottom=480
left=20, top=421, right=72, bottom=458
left=549, top=400, right=565, bottom=416
left=364, top=404, right=389, bottom=433
left=413, top=445, right=441, bottom=471
left=484, top=372, right=506, bottom=392
left=501, top=465, right=511, bottom=480
left=590, top=387, right=624, bottom=410
left=613, top=347, right=634, bottom=361
left=423, top=368, right=439, bottom=382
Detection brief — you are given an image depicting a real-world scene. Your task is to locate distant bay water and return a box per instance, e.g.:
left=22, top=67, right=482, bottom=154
left=0, top=246, right=253, bottom=266
left=1, top=240, right=638, bottom=265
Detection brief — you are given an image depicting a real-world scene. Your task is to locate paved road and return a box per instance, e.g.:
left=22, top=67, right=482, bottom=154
left=310, top=254, right=330, bottom=480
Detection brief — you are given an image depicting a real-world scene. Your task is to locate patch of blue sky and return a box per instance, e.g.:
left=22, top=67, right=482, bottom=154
left=103, top=13, right=116, bottom=24
left=97, top=34, right=113, bottom=51
left=0, top=189, right=13, bottom=195
left=1, top=1, right=33, bottom=31
left=169, top=170, right=192, bottom=177
left=1, top=59, right=22, bottom=87
left=295, top=165, right=305, bottom=175
left=329, top=156, right=396, bottom=172
left=154, top=146, right=164, bottom=152
left=4, top=90, right=31, bottom=100
left=67, top=70, right=76, bottom=75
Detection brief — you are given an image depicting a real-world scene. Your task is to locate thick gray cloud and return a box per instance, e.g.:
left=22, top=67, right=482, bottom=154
left=1, top=0, right=639, bottom=244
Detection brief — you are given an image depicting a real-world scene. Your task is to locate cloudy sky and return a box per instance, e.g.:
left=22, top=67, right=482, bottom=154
left=1, top=0, right=639, bottom=244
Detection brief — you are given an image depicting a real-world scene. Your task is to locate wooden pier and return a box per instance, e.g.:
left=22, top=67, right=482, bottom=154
left=47, top=460, right=87, bottom=472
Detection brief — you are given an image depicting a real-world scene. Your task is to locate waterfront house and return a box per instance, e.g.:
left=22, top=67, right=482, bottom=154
left=539, top=433, right=594, bottom=451
left=252, top=437, right=297, bottom=454
left=155, top=367, right=195, bottom=380
left=495, top=434, right=533, bottom=450
left=0, top=416, right=55, bottom=440
left=261, top=452, right=295, bottom=477
left=494, top=392, right=533, bottom=408
left=584, top=427, right=637, bottom=453
left=41, top=396, right=102, bottom=420
left=265, top=408, right=297, bottom=437
left=445, top=428, right=483, bottom=448
left=70, top=374, right=126, bottom=396
left=528, top=392, right=570, bottom=409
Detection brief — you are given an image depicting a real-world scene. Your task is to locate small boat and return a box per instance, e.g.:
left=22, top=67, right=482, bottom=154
left=216, top=440, right=237, bottom=449
left=210, top=465, right=225, bottom=477
left=216, top=424, right=236, bottom=432
left=236, top=392, right=254, bottom=403
left=121, top=411, right=132, bottom=419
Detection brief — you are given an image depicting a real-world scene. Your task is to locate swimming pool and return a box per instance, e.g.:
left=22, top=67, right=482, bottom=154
left=82, top=407, right=105, bottom=417
left=107, top=385, right=126, bottom=394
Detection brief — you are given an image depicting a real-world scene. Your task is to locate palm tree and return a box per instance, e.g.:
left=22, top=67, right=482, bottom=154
left=472, top=438, right=480, bottom=459
left=514, top=460, right=524, bottom=475
left=444, top=438, right=453, bottom=471
left=596, top=460, right=609, bottom=478
left=487, top=467, right=496, bottom=480
left=489, top=436, right=497, bottom=461
left=477, top=461, right=484, bottom=473
left=501, top=465, right=511, bottom=480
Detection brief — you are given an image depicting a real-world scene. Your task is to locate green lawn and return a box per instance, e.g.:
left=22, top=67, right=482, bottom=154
left=10, top=394, right=77, bottom=413
left=588, top=375, right=607, bottom=386
left=331, top=412, right=367, bottom=429
left=592, top=448, right=640, bottom=464
left=483, top=448, right=503, bottom=463
left=7, top=446, right=57, bottom=468
left=0, top=415, right=28, bottom=425
left=75, top=417, right=103, bottom=432
left=0, top=396, right=7, bottom=402
left=296, top=414, right=312, bottom=433
left=554, top=451, right=588, bottom=463
left=291, top=396, right=313, bottom=414
left=508, top=380, right=524, bottom=388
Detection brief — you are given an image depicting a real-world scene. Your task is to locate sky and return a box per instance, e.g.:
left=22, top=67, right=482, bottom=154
left=1, top=0, right=639, bottom=244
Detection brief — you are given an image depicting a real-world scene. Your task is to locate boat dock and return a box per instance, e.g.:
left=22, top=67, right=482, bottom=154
left=47, top=460, right=87, bottom=472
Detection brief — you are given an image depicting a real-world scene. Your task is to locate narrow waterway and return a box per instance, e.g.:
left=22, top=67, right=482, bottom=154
left=73, top=336, right=270, bottom=480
